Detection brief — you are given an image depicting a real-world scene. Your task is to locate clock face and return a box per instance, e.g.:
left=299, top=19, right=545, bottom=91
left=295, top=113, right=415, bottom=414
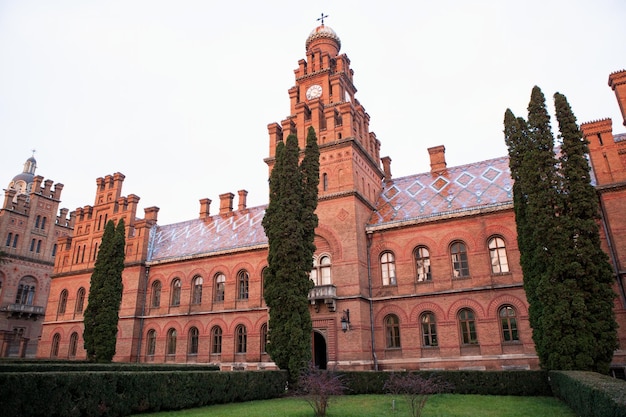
left=306, top=84, right=322, bottom=100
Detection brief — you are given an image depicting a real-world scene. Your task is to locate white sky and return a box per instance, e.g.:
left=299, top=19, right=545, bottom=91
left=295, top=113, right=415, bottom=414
left=1, top=0, right=625, bottom=226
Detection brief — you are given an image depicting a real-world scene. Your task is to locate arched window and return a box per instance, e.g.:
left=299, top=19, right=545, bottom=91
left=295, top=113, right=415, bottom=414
left=237, top=270, right=249, bottom=300
left=215, top=273, right=225, bottom=302
left=261, top=267, right=267, bottom=303
left=188, top=327, right=199, bottom=355
left=5, top=232, right=12, bottom=247
left=380, top=252, right=396, bottom=286
left=146, top=329, right=157, bottom=356
left=450, top=241, right=470, bottom=277
left=458, top=308, right=478, bottom=344
left=414, top=246, right=431, bottom=282
left=151, top=281, right=161, bottom=308
left=420, top=312, right=438, bottom=347
left=75, top=287, right=86, bottom=313
left=235, top=324, right=247, bottom=354
left=170, top=278, right=182, bottom=306
left=41, top=216, right=47, bottom=230
left=192, top=276, right=203, bottom=305
left=51, top=333, right=61, bottom=358
left=489, top=237, right=510, bottom=274
left=69, top=332, right=79, bottom=357
left=211, top=326, right=222, bottom=354
left=58, top=289, right=68, bottom=314
left=323, top=173, right=328, bottom=191
left=166, top=328, right=177, bottom=355
left=15, top=278, right=36, bottom=305
left=500, top=305, right=519, bottom=342
left=35, top=215, right=41, bottom=228
left=310, top=255, right=332, bottom=286
left=260, top=323, right=268, bottom=354
left=384, top=314, right=401, bottom=349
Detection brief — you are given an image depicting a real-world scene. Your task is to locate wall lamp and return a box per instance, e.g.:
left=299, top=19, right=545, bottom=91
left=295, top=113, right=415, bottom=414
left=341, top=309, right=350, bottom=332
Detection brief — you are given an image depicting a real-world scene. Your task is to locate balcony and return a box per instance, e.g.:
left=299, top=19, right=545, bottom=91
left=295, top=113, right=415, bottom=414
left=308, top=284, right=337, bottom=312
left=2, top=303, right=45, bottom=320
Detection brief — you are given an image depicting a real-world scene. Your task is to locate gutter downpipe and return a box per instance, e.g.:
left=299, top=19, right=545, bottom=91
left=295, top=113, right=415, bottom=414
left=598, top=195, right=626, bottom=308
left=366, top=231, right=378, bottom=370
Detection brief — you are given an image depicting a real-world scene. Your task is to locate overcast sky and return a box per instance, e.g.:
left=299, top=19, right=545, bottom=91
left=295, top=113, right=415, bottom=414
left=1, top=0, right=625, bottom=226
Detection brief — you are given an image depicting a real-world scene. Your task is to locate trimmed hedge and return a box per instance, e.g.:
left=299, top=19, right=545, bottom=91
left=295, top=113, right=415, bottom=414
left=0, top=362, right=220, bottom=373
left=0, top=370, right=287, bottom=417
left=549, top=371, right=626, bottom=417
left=339, top=370, right=552, bottom=396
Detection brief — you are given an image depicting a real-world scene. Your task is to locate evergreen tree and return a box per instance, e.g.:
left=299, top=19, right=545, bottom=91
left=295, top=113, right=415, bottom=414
left=83, top=218, right=126, bottom=362
left=262, top=128, right=319, bottom=380
left=553, top=92, right=617, bottom=372
left=505, top=87, right=618, bottom=372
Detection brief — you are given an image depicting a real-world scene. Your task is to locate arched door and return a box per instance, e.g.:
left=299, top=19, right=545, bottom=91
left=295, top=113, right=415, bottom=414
left=312, top=331, right=327, bottom=370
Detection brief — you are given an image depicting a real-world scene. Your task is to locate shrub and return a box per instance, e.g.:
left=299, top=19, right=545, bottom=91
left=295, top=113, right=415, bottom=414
left=384, top=372, right=453, bottom=417
left=297, top=363, right=346, bottom=417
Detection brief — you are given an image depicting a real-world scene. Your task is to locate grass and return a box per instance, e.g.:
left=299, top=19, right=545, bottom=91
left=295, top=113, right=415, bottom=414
left=134, top=394, right=577, bottom=417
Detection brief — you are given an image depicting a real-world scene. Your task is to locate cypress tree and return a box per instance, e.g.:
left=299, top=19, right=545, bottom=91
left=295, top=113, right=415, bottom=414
left=505, top=87, right=618, bottom=372
left=553, top=92, right=617, bottom=372
left=83, top=218, right=126, bottom=362
left=263, top=129, right=319, bottom=380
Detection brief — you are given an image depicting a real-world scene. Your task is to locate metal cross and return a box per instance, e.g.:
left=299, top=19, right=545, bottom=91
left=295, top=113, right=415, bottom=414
left=317, top=13, right=328, bottom=25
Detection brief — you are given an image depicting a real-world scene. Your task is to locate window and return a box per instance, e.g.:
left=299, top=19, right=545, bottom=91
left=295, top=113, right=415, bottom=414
left=30, top=238, right=36, bottom=252
left=5, top=232, right=12, bottom=247
left=450, top=241, right=470, bottom=277
left=237, top=270, right=249, bottom=300
left=51, top=333, right=60, bottom=358
left=458, top=308, right=478, bottom=345
left=41, top=216, right=46, bottom=230
left=35, top=215, right=40, bottom=228
left=166, top=328, right=177, bottom=355
left=146, top=329, right=157, bottom=356
left=211, top=326, right=222, bottom=354
left=420, top=312, right=438, bottom=347
left=310, top=255, right=332, bottom=286
left=52, top=243, right=57, bottom=257
left=380, top=252, right=396, bottom=286
left=235, top=324, right=247, bottom=354
left=323, top=173, right=328, bottom=191
left=192, top=276, right=203, bottom=304
left=36, top=240, right=42, bottom=253
left=260, top=323, right=268, bottom=354
left=12, top=234, right=18, bottom=248
left=15, top=279, right=35, bottom=305
left=414, top=246, right=431, bottom=282
left=489, top=237, right=510, bottom=274
left=69, top=332, right=78, bottom=357
left=170, top=278, right=181, bottom=306
left=58, top=289, right=68, bottom=314
left=188, top=327, right=199, bottom=355
left=384, top=314, right=401, bottom=349
left=75, top=287, right=85, bottom=313
left=500, top=305, right=519, bottom=342
left=151, top=281, right=162, bottom=308
left=215, top=273, right=225, bottom=302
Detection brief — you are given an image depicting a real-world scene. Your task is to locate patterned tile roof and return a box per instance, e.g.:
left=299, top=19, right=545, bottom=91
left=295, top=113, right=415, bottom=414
left=368, top=156, right=513, bottom=229
left=147, top=156, right=515, bottom=261
left=148, top=205, right=268, bottom=263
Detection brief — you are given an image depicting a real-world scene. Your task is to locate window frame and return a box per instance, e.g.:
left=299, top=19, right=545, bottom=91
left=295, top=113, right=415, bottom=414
left=170, top=278, right=182, bottom=307
left=58, top=289, right=68, bottom=315
left=450, top=241, right=470, bottom=278
left=499, top=305, right=519, bottom=342
left=237, top=270, right=249, bottom=300
left=75, top=287, right=86, bottom=314
left=151, top=280, right=162, bottom=308
left=188, top=327, right=199, bottom=355
left=211, top=326, right=222, bottom=354
left=192, top=276, right=203, bottom=305
left=146, top=329, right=157, bottom=356
left=166, top=328, right=177, bottom=355
left=420, top=312, right=438, bottom=347
left=458, top=308, right=478, bottom=345
left=380, top=251, right=397, bottom=286
left=384, top=314, right=401, bottom=349
left=414, top=246, right=432, bottom=282
left=489, top=236, right=510, bottom=274
left=215, top=273, right=225, bottom=302
left=235, top=324, right=247, bottom=354
left=69, top=332, right=79, bottom=358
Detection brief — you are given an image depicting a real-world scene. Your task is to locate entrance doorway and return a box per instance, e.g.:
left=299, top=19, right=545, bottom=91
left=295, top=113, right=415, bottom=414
left=312, top=331, right=327, bottom=369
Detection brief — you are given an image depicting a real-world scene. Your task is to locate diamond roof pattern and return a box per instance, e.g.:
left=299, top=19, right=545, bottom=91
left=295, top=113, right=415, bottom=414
left=147, top=156, right=514, bottom=262
left=369, top=156, right=513, bottom=227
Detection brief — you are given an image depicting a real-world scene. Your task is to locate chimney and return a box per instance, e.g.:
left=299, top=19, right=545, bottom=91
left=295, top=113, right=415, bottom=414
left=219, top=192, right=234, bottom=215
left=199, top=198, right=212, bottom=220
left=428, top=145, right=447, bottom=174
left=238, top=190, right=248, bottom=211
left=381, top=156, right=392, bottom=183
left=609, top=70, right=626, bottom=126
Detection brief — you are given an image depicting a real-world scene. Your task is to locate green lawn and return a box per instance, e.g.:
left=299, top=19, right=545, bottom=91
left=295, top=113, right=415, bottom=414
left=134, top=394, right=576, bottom=417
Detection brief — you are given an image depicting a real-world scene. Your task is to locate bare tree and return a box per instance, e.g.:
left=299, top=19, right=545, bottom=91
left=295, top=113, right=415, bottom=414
left=384, top=372, right=453, bottom=417
left=297, top=363, right=346, bottom=417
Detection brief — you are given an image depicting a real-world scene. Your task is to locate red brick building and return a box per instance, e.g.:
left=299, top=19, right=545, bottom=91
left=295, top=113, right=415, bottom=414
left=0, top=156, right=73, bottom=357
left=37, top=25, right=626, bottom=372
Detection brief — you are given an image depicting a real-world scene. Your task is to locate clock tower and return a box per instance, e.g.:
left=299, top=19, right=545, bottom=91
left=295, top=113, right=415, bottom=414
left=266, top=21, right=386, bottom=367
